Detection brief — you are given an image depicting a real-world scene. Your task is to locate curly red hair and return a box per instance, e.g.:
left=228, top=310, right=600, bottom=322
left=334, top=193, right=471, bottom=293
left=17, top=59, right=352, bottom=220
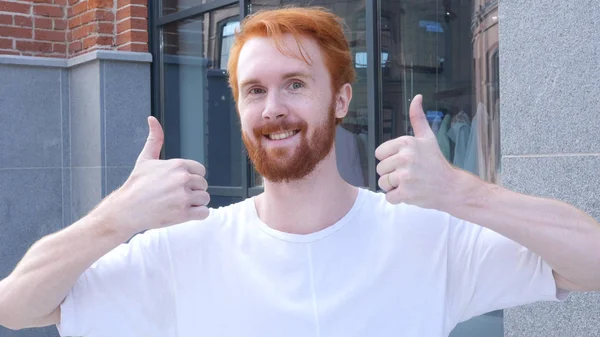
left=227, top=6, right=356, bottom=114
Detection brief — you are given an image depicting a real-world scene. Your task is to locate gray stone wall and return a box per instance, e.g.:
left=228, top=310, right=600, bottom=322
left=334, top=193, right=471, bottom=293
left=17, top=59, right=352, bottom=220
left=499, top=1, right=600, bottom=336
left=0, top=51, right=151, bottom=336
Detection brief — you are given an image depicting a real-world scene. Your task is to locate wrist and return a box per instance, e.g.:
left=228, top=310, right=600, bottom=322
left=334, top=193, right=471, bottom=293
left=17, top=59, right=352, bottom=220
left=441, top=169, right=490, bottom=217
left=85, top=190, right=136, bottom=243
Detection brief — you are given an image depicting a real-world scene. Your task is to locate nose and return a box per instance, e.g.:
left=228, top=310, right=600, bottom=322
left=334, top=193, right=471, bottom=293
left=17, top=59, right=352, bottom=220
left=262, top=91, right=287, bottom=120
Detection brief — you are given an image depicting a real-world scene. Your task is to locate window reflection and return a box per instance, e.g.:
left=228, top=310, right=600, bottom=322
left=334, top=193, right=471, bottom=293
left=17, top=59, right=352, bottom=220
left=161, top=5, right=243, bottom=188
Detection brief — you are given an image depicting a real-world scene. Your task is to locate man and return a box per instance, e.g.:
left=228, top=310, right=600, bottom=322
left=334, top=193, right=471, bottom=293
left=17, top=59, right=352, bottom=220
left=0, top=6, right=599, bottom=337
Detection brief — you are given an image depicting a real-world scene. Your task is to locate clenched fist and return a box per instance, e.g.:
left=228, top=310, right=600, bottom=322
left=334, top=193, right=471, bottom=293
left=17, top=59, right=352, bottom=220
left=98, top=117, right=210, bottom=238
left=375, top=95, right=458, bottom=210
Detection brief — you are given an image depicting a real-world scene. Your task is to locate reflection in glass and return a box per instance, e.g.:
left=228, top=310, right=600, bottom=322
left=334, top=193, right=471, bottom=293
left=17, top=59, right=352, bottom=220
left=161, top=5, right=243, bottom=188
left=161, top=0, right=216, bottom=16
left=209, top=195, right=244, bottom=208
left=249, top=0, right=369, bottom=187
left=378, top=0, right=502, bottom=336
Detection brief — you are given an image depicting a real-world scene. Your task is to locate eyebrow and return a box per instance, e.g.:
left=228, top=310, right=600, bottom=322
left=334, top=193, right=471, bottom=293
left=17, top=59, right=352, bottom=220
left=239, top=71, right=314, bottom=89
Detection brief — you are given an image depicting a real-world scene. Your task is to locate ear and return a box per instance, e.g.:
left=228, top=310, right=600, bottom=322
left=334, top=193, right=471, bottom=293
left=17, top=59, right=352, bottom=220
left=334, top=83, right=353, bottom=120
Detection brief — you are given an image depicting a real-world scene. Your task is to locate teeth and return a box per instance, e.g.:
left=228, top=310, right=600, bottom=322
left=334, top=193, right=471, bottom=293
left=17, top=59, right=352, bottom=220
left=269, top=131, right=296, bottom=140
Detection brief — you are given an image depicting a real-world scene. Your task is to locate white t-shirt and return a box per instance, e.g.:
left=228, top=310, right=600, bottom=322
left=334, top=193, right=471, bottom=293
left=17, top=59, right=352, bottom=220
left=57, top=188, right=566, bottom=337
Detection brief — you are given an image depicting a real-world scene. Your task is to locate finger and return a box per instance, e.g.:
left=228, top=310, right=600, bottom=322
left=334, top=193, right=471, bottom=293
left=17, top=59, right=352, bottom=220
left=409, top=95, right=436, bottom=140
left=187, top=175, right=208, bottom=191
left=377, top=171, right=396, bottom=192
left=189, top=190, right=210, bottom=207
left=375, top=136, right=414, bottom=161
left=188, top=206, right=210, bottom=221
left=376, top=154, right=407, bottom=176
left=137, top=116, right=164, bottom=162
left=171, top=159, right=206, bottom=176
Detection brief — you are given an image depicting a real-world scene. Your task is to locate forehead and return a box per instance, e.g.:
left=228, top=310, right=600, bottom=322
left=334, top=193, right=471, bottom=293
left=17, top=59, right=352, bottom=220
left=237, top=34, right=326, bottom=83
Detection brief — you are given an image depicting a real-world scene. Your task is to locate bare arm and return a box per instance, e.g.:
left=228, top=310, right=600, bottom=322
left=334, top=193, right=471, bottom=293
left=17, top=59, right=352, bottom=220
left=0, top=200, right=130, bottom=330
left=0, top=218, right=119, bottom=328
left=0, top=117, right=210, bottom=330
left=445, top=169, right=600, bottom=292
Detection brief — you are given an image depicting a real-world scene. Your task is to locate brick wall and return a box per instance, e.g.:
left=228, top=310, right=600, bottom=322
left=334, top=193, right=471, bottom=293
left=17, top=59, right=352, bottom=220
left=0, top=0, right=148, bottom=58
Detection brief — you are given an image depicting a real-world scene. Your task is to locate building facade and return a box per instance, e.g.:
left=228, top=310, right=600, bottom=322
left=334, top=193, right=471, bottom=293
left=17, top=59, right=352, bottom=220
left=0, top=0, right=599, bottom=336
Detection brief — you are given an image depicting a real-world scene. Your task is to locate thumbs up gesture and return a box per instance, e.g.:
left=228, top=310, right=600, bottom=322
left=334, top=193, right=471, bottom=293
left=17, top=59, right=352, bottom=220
left=375, top=95, right=457, bottom=209
left=99, top=117, right=210, bottom=238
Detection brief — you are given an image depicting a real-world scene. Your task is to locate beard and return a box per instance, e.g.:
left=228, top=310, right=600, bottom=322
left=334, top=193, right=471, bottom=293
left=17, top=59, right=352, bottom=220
left=242, top=103, right=337, bottom=183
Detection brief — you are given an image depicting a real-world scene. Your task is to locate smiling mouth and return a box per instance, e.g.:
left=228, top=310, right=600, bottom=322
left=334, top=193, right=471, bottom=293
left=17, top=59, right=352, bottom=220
left=265, top=130, right=300, bottom=140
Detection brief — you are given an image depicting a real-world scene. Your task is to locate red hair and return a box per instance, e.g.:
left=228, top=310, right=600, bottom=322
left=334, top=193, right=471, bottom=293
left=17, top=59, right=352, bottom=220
left=227, top=6, right=355, bottom=110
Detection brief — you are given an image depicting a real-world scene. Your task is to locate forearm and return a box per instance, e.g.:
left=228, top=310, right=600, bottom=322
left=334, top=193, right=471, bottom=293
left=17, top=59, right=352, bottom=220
left=0, top=205, right=131, bottom=329
left=445, top=169, right=600, bottom=290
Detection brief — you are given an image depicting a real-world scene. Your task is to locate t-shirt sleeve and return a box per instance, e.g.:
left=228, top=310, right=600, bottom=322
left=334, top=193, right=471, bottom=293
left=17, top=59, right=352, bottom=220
left=56, top=228, right=177, bottom=337
left=446, top=216, right=570, bottom=325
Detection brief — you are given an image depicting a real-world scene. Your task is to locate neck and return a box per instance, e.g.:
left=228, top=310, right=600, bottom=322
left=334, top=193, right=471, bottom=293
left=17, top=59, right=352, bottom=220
left=255, top=150, right=359, bottom=235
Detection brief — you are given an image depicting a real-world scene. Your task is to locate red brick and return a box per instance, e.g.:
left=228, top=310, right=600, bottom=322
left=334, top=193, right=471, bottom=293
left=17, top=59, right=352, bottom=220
left=0, top=50, right=21, bottom=55
left=0, top=37, right=12, bottom=49
left=80, top=11, right=94, bottom=25
left=116, top=5, right=147, bottom=20
left=96, top=35, right=112, bottom=45
left=54, top=0, right=67, bottom=5
left=0, top=14, right=12, bottom=25
left=117, top=42, right=146, bottom=52
left=117, top=0, right=146, bottom=7
left=95, top=9, right=113, bottom=21
left=68, top=16, right=81, bottom=29
left=97, top=22, right=112, bottom=34
left=0, top=1, right=31, bottom=15
left=33, top=0, right=54, bottom=3
left=69, top=40, right=82, bottom=54
left=69, top=1, right=87, bottom=16
left=34, top=5, right=64, bottom=17
left=116, top=17, right=145, bottom=33
left=88, top=0, right=112, bottom=8
left=72, top=24, right=92, bottom=40
left=35, top=29, right=65, bottom=42
left=53, top=18, right=67, bottom=29
left=83, top=36, right=113, bottom=49
left=14, top=16, right=33, bottom=28
left=16, top=40, right=53, bottom=53
left=116, top=29, right=146, bottom=45
left=35, top=17, right=53, bottom=29
left=53, top=42, right=66, bottom=53
left=69, top=0, right=79, bottom=5
left=0, top=26, right=32, bottom=39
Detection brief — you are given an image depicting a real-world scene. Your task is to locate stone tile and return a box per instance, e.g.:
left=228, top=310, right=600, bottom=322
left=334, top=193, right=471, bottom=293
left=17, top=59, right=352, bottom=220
left=70, top=61, right=102, bottom=168
left=105, top=166, right=133, bottom=195
left=501, top=155, right=600, bottom=221
left=500, top=1, right=600, bottom=155
left=0, top=168, right=62, bottom=279
left=0, top=65, right=62, bottom=169
left=70, top=167, right=103, bottom=223
left=506, top=292, right=600, bottom=337
left=103, top=61, right=150, bottom=167
left=61, top=68, right=71, bottom=169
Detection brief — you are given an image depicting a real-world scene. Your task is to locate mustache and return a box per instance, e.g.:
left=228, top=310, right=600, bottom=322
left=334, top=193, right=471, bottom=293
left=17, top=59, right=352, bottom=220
left=253, top=120, right=308, bottom=136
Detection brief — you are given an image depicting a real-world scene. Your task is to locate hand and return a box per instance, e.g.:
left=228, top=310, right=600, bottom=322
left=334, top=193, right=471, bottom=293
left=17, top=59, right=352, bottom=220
left=375, top=95, right=457, bottom=210
left=97, top=117, right=210, bottom=237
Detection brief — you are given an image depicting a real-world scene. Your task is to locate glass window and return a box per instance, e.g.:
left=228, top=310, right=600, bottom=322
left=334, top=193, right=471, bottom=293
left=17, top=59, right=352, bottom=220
left=161, top=4, right=243, bottom=188
left=378, top=0, right=502, bottom=335
left=248, top=0, right=370, bottom=188
left=161, top=0, right=217, bottom=16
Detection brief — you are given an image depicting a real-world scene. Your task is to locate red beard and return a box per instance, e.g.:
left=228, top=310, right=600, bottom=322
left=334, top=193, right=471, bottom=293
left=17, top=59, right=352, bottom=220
left=242, top=104, right=336, bottom=183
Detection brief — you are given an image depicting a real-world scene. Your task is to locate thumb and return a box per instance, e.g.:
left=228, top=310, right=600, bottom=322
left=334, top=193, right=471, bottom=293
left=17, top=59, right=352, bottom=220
left=137, top=116, right=164, bottom=162
left=409, top=95, right=435, bottom=139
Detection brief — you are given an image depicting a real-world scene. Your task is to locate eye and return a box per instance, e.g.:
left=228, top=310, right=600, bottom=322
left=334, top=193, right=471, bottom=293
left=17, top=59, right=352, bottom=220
left=249, top=88, right=265, bottom=95
left=290, top=81, right=304, bottom=90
